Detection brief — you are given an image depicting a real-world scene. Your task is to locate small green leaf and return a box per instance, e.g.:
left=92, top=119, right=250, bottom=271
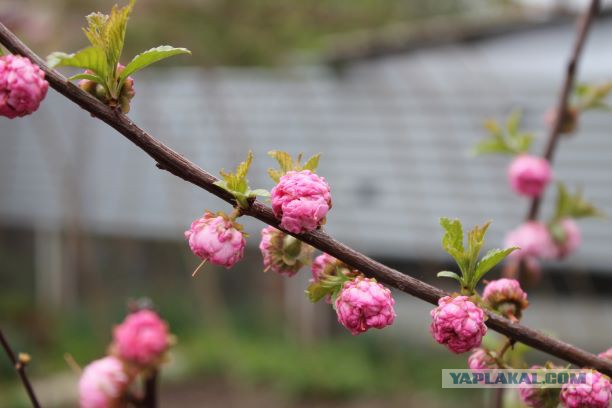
left=437, top=271, right=462, bottom=283
left=506, top=109, right=522, bottom=135
left=472, top=137, right=515, bottom=156
left=553, top=183, right=604, bottom=220
left=473, top=247, right=518, bottom=285
left=475, top=111, right=534, bottom=156
left=69, top=73, right=105, bottom=83
left=120, top=45, right=191, bottom=82
left=249, top=189, right=270, bottom=197
left=302, top=153, right=321, bottom=172
left=47, top=47, right=108, bottom=79
left=305, top=281, right=330, bottom=303
left=0, top=47, right=4, bottom=56
left=439, top=218, right=468, bottom=276
left=268, top=150, right=294, bottom=173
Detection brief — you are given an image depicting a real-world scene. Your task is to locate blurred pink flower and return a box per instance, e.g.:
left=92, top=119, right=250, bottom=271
left=505, top=221, right=558, bottom=263
left=271, top=170, right=331, bottom=233
left=560, top=370, right=610, bottom=408
left=482, top=278, right=528, bottom=319
left=0, top=55, right=48, bottom=118
left=507, top=155, right=552, bottom=197
left=113, top=309, right=170, bottom=367
left=79, top=356, right=130, bottom=408
left=554, top=218, right=581, bottom=259
left=335, top=277, right=395, bottom=335
left=467, top=348, right=496, bottom=370
left=430, top=296, right=487, bottom=354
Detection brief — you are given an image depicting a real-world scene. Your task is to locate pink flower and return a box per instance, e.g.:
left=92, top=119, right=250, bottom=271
left=507, top=155, right=552, bottom=197
left=311, top=253, right=340, bottom=282
left=505, top=222, right=558, bottom=263
left=599, top=348, right=612, bottom=361
left=184, top=211, right=246, bottom=268
left=271, top=170, right=332, bottom=233
left=335, top=277, right=395, bottom=335
left=554, top=218, right=581, bottom=259
left=79, top=356, right=130, bottom=408
left=482, top=278, right=528, bottom=319
left=467, top=348, right=496, bottom=370
left=430, top=296, right=487, bottom=354
left=113, top=310, right=170, bottom=367
left=0, top=55, right=48, bottom=118
left=560, top=370, right=611, bottom=408
left=259, top=226, right=313, bottom=276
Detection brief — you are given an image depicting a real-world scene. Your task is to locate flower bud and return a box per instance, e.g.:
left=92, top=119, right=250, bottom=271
left=507, top=155, right=552, bottom=198
left=79, top=356, right=131, bottom=408
left=430, top=296, right=487, bottom=354
left=551, top=218, right=581, bottom=259
left=259, top=226, right=313, bottom=276
left=467, top=348, right=496, bottom=370
left=482, top=278, right=528, bottom=320
left=0, top=55, right=48, bottom=118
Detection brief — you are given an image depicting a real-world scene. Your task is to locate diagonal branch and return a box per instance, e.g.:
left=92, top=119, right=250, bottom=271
left=527, top=0, right=600, bottom=220
left=0, top=327, right=41, bottom=408
left=0, top=22, right=610, bottom=376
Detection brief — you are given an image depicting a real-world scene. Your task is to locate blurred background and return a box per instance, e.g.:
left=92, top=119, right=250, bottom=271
left=1, top=0, right=611, bottom=406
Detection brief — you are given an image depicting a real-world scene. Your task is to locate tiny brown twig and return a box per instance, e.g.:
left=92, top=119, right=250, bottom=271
left=0, top=327, right=41, bottom=407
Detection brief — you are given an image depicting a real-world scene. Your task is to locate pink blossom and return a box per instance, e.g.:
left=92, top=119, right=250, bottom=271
left=467, top=348, right=496, bottom=370
left=560, top=370, right=611, bottom=408
left=184, top=211, right=246, bottom=268
left=430, top=296, right=487, bottom=354
left=555, top=218, right=582, bottom=259
left=79, top=356, right=130, bottom=408
left=0, top=55, right=48, bottom=118
left=113, top=310, right=170, bottom=367
left=505, top=222, right=558, bottom=264
left=507, top=155, right=552, bottom=197
left=335, top=277, right=395, bottom=335
left=259, top=226, right=313, bottom=276
left=599, top=348, right=612, bottom=361
left=483, top=278, right=528, bottom=319
left=311, top=253, right=340, bottom=282
left=271, top=170, right=332, bottom=233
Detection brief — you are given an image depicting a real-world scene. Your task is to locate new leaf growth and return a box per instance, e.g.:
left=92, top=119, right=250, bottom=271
left=214, top=151, right=270, bottom=209
left=473, top=110, right=534, bottom=156
left=438, top=218, right=518, bottom=295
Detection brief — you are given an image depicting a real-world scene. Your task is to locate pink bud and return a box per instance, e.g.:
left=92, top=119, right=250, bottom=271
left=505, top=222, right=558, bottom=262
left=560, top=370, right=611, bottom=408
left=112, top=309, right=171, bottom=367
left=259, top=226, right=313, bottom=276
left=0, top=55, right=48, bottom=118
left=507, top=155, right=552, bottom=197
left=184, top=211, right=246, bottom=268
left=271, top=170, right=332, bottom=234
left=599, top=348, right=612, bottom=361
left=554, top=218, right=581, bottom=259
left=335, top=277, right=396, bottom=335
left=430, top=296, right=487, bottom=354
left=482, top=278, right=528, bottom=319
left=79, top=356, right=130, bottom=408
left=467, top=348, right=496, bottom=370
left=311, top=253, right=341, bottom=282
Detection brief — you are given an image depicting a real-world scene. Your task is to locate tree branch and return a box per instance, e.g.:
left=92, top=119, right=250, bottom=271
left=0, top=327, right=41, bottom=408
left=0, top=22, right=610, bottom=376
left=527, top=0, right=600, bottom=220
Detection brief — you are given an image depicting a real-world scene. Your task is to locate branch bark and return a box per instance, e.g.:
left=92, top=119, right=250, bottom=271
left=0, top=20, right=610, bottom=376
left=526, top=0, right=600, bottom=220
left=0, top=327, right=41, bottom=408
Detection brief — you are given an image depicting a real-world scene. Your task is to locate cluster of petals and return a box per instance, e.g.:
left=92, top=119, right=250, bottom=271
left=0, top=55, right=48, bottom=118
left=507, top=154, right=552, bottom=198
left=271, top=170, right=332, bottom=234
left=259, top=226, right=313, bottom=276
left=482, top=278, right=528, bottom=319
left=430, top=296, right=487, bottom=354
left=311, top=253, right=344, bottom=282
left=335, top=277, right=396, bottom=335
left=560, top=370, right=611, bottom=408
left=79, top=356, right=130, bottom=408
left=467, top=348, right=496, bottom=370
left=185, top=211, right=246, bottom=268
left=112, top=309, right=170, bottom=367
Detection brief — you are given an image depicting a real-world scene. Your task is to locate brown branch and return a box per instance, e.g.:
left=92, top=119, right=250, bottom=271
left=141, top=370, right=158, bottom=408
left=527, top=0, right=600, bottom=220
left=0, top=327, right=41, bottom=408
left=0, top=22, right=611, bottom=376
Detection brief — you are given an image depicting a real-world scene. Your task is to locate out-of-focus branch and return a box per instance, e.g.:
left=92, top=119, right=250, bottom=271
left=0, top=327, right=41, bottom=408
left=0, top=21, right=611, bottom=376
left=527, top=0, right=600, bottom=220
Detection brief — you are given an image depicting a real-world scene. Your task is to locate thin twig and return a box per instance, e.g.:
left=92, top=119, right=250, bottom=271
left=0, top=327, right=41, bottom=407
left=527, top=0, right=600, bottom=220
left=142, top=370, right=158, bottom=408
left=0, top=22, right=610, bottom=376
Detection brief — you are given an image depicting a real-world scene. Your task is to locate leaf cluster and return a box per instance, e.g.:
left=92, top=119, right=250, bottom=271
left=473, top=110, right=534, bottom=156
left=214, top=151, right=269, bottom=208
left=574, top=82, right=612, bottom=111
left=267, top=151, right=321, bottom=183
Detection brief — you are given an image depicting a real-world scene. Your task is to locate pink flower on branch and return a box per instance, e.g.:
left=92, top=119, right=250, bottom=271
left=79, top=356, right=131, bottom=408
left=483, top=278, right=528, bottom=320
left=560, top=370, right=611, bottom=408
left=505, top=221, right=558, bottom=263
left=271, top=170, right=331, bottom=234
left=467, top=348, right=496, bottom=370
left=112, top=309, right=171, bottom=367
left=430, top=296, right=487, bottom=354
left=0, top=55, right=48, bottom=118
left=184, top=211, right=246, bottom=269
left=507, top=155, right=552, bottom=198
left=335, top=277, right=395, bottom=335
left=259, top=226, right=313, bottom=277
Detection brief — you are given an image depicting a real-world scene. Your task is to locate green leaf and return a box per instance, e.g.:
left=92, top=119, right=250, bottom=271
left=0, top=47, right=4, bottom=56
left=47, top=47, right=108, bottom=79
left=305, top=281, right=331, bottom=303
left=268, top=150, right=294, bottom=173
left=473, top=247, right=518, bottom=284
left=506, top=109, right=522, bottom=135
left=437, top=271, right=462, bottom=283
left=553, top=183, right=604, bottom=220
left=466, top=221, right=491, bottom=279
left=439, top=218, right=468, bottom=275
left=103, top=0, right=134, bottom=73
left=302, top=153, right=321, bottom=172
left=267, top=169, right=283, bottom=183
left=249, top=189, right=270, bottom=197
left=69, top=73, right=105, bottom=83
left=120, top=45, right=191, bottom=82
left=475, top=111, right=534, bottom=156
left=472, top=137, right=515, bottom=156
